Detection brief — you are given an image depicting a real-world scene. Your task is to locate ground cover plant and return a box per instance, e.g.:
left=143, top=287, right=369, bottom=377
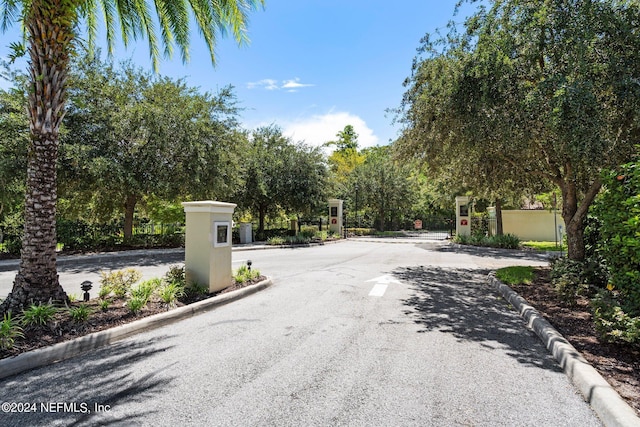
left=0, top=265, right=266, bottom=358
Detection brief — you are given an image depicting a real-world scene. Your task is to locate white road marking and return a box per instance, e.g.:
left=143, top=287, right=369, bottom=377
left=366, top=275, right=402, bottom=285
left=368, top=284, right=388, bottom=297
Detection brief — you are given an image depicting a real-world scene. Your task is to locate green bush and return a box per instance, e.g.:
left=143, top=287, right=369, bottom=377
left=490, top=234, right=520, bottom=249
left=592, top=290, right=640, bottom=346
left=126, top=297, right=146, bottom=315
left=130, top=278, right=161, bottom=304
left=0, top=312, right=24, bottom=350
left=99, top=268, right=142, bottom=298
left=184, top=282, right=209, bottom=298
left=550, top=258, right=594, bottom=304
left=595, top=166, right=640, bottom=312
left=69, top=304, right=92, bottom=323
left=158, top=283, right=186, bottom=308
left=590, top=161, right=640, bottom=343
left=454, top=233, right=520, bottom=249
left=267, top=236, right=286, bottom=245
left=348, top=228, right=376, bottom=236
left=21, top=303, right=58, bottom=327
left=163, top=265, right=186, bottom=287
left=234, top=265, right=261, bottom=284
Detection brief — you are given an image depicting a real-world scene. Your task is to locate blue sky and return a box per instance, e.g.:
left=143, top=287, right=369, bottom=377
left=0, top=1, right=477, bottom=149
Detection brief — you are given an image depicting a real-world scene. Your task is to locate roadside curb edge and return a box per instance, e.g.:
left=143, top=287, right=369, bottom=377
left=488, top=273, right=640, bottom=427
left=0, top=277, right=273, bottom=381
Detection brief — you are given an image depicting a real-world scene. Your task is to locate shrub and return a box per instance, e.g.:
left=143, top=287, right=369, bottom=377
left=126, top=297, right=146, bottom=315
left=21, top=303, right=57, bottom=327
left=99, top=268, right=142, bottom=298
left=454, top=233, right=520, bottom=249
left=488, top=233, right=520, bottom=249
left=267, top=236, right=286, bottom=245
left=594, top=163, right=640, bottom=318
left=550, top=258, right=592, bottom=304
left=234, top=265, right=261, bottom=284
left=592, top=289, right=640, bottom=346
left=99, top=299, right=111, bottom=311
left=159, top=283, right=186, bottom=308
left=164, top=265, right=186, bottom=287
left=0, top=312, right=24, bottom=350
left=130, top=278, right=161, bottom=305
left=69, top=304, right=92, bottom=323
left=183, top=282, right=209, bottom=300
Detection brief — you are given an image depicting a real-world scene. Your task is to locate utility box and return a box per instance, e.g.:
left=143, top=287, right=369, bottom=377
left=239, top=222, right=253, bottom=244
left=455, top=196, right=471, bottom=237
left=182, top=201, right=236, bottom=293
left=328, top=199, right=343, bottom=235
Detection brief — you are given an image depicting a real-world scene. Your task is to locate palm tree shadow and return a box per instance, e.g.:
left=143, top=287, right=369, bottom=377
left=1, top=335, right=178, bottom=426
left=394, top=266, right=561, bottom=371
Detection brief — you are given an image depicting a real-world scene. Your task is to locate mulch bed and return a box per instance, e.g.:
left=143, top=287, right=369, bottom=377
left=0, top=276, right=265, bottom=360
left=509, top=268, right=640, bottom=416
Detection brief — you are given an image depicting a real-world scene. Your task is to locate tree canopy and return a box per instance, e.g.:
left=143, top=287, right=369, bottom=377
left=0, top=0, right=264, bottom=314
left=60, top=55, right=244, bottom=239
left=396, top=0, right=640, bottom=260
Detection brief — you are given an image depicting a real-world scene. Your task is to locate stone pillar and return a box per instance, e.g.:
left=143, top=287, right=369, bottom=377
left=487, top=207, right=497, bottom=236
left=455, top=196, right=471, bottom=237
left=182, top=201, right=236, bottom=293
left=328, top=199, right=343, bottom=235
left=239, top=222, right=253, bottom=244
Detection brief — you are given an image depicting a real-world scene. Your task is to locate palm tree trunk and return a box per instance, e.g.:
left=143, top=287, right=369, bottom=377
left=1, top=0, right=73, bottom=313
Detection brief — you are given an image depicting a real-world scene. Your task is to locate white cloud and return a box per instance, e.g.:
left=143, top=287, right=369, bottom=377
left=246, top=79, right=279, bottom=90
left=246, top=77, right=314, bottom=92
left=282, top=111, right=379, bottom=149
left=281, top=78, right=314, bottom=91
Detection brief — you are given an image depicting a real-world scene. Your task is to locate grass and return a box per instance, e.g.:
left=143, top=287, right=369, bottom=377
left=521, top=241, right=562, bottom=252
left=495, top=266, right=534, bottom=285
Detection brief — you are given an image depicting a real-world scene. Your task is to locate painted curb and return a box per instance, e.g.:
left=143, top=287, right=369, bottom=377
left=488, top=273, right=640, bottom=427
left=0, top=278, right=272, bottom=381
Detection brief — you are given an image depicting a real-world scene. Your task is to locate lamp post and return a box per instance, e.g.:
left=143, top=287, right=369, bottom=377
left=80, top=281, right=93, bottom=302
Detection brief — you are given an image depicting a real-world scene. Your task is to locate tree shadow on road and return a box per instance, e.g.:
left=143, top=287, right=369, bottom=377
left=58, top=253, right=185, bottom=275
left=394, top=266, right=561, bottom=372
left=1, top=335, right=178, bottom=426
left=424, top=243, right=555, bottom=262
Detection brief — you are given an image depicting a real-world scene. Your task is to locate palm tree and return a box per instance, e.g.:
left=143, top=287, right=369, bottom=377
left=0, top=0, right=263, bottom=313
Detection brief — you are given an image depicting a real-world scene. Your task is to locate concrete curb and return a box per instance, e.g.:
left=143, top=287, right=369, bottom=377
left=0, top=277, right=272, bottom=381
left=488, top=273, right=640, bottom=427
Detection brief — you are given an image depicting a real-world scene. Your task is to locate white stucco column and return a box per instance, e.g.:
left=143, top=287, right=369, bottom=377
left=328, top=199, right=343, bottom=235
left=455, top=196, right=471, bottom=237
left=182, top=201, right=236, bottom=292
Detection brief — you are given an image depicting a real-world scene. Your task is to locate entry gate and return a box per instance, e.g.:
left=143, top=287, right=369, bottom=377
left=409, top=216, right=454, bottom=240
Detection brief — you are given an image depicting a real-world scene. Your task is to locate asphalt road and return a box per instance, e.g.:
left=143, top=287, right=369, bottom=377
left=0, top=240, right=601, bottom=426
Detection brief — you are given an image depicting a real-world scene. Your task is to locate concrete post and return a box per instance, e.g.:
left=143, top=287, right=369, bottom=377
left=182, top=201, right=236, bottom=293
left=487, top=206, right=497, bottom=236
left=455, top=196, right=471, bottom=237
left=239, top=222, right=253, bottom=244
left=328, top=199, right=343, bottom=235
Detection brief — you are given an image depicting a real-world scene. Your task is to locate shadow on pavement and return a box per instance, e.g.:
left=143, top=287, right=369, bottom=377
left=57, top=253, right=185, bottom=275
left=1, top=335, right=177, bottom=426
left=394, top=266, right=561, bottom=371
left=425, top=243, right=557, bottom=262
